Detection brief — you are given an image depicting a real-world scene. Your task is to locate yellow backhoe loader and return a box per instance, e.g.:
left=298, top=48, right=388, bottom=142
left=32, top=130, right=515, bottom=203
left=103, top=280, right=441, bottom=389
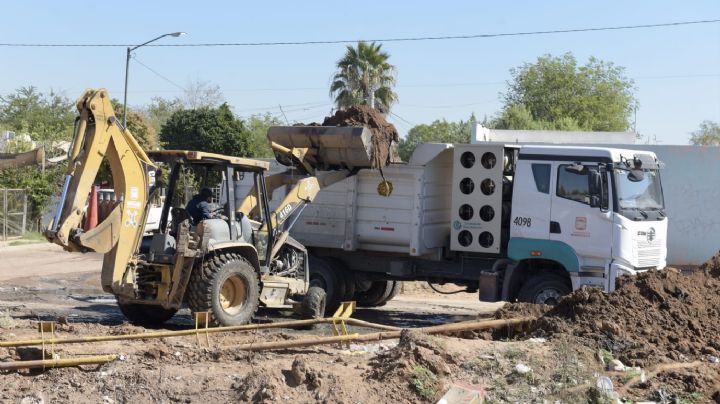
left=45, top=88, right=387, bottom=326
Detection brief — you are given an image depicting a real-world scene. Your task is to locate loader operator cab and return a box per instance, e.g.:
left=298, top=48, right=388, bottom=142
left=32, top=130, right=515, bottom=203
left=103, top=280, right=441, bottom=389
left=146, top=150, right=275, bottom=267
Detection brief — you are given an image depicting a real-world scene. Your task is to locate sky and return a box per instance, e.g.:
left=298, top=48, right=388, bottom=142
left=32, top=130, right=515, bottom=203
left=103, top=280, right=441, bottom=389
left=1, top=1, right=718, bottom=145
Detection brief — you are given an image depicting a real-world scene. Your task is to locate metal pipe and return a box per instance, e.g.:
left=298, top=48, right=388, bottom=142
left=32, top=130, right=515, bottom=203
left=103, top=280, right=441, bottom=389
left=0, top=355, right=118, bottom=371
left=0, top=317, right=530, bottom=350
left=238, top=334, right=359, bottom=351
left=0, top=317, right=399, bottom=348
left=351, top=317, right=534, bottom=343
left=232, top=317, right=534, bottom=352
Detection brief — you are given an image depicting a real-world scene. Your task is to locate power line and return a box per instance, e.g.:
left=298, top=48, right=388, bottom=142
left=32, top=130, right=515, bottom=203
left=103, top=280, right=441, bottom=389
left=401, top=100, right=497, bottom=109
left=1, top=19, right=718, bottom=47
left=633, top=73, right=720, bottom=80
left=132, top=56, right=186, bottom=92
left=234, top=100, right=328, bottom=113
left=389, top=111, right=417, bottom=127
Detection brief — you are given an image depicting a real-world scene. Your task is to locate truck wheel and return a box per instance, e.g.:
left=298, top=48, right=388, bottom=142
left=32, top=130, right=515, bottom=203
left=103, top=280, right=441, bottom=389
left=355, top=281, right=394, bottom=307
left=309, top=257, right=345, bottom=314
left=324, top=257, right=356, bottom=302
left=517, top=274, right=571, bottom=305
left=376, top=281, right=402, bottom=306
left=116, top=301, right=177, bottom=326
left=301, top=286, right=327, bottom=319
left=187, top=253, right=260, bottom=326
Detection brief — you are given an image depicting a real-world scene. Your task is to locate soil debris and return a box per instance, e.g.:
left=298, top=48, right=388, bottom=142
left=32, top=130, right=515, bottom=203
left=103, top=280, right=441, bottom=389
left=500, top=253, right=720, bottom=399
left=321, top=105, right=399, bottom=168
left=367, top=330, right=455, bottom=401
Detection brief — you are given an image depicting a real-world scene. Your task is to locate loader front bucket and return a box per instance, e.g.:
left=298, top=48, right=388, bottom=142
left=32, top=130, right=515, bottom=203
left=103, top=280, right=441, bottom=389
left=267, top=126, right=387, bottom=172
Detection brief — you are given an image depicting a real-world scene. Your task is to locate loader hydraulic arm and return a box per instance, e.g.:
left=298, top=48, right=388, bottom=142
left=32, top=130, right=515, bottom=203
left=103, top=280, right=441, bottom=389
left=45, top=88, right=155, bottom=292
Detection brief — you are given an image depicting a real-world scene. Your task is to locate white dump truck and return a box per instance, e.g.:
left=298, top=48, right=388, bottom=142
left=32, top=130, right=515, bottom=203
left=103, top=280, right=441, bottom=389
left=281, top=142, right=667, bottom=309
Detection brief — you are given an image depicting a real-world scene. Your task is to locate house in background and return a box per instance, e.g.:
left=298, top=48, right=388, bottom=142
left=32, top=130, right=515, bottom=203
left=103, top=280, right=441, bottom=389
left=0, top=130, right=36, bottom=153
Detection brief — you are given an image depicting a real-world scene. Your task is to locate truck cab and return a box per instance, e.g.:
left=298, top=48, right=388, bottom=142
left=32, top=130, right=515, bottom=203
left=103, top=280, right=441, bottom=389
left=500, top=145, right=667, bottom=303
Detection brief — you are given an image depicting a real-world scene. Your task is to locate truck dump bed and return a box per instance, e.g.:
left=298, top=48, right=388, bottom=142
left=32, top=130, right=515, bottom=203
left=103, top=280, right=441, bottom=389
left=291, top=144, right=454, bottom=257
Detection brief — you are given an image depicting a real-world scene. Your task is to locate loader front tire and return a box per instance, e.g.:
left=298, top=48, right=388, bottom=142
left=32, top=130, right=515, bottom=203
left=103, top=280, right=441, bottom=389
left=187, top=253, right=260, bottom=327
left=301, top=286, right=327, bottom=320
left=116, top=301, right=177, bottom=326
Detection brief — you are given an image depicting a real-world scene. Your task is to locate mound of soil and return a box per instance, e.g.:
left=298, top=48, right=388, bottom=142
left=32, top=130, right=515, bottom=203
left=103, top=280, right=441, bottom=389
left=322, top=105, right=399, bottom=169
left=501, top=253, right=720, bottom=398
left=367, top=330, right=455, bottom=402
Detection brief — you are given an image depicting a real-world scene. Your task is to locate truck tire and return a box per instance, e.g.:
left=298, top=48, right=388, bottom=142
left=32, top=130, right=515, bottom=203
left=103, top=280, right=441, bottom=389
left=301, top=286, right=327, bottom=319
left=324, top=257, right=356, bottom=302
left=187, top=253, right=260, bottom=326
left=517, top=274, right=571, bottom=305
left=309, top=256, right=345, bottom=314
left=376, top=281, right=401, bottom=306
left=116, top=301, right=177, bottom=326
left=355, top=280, right=396, bottom=307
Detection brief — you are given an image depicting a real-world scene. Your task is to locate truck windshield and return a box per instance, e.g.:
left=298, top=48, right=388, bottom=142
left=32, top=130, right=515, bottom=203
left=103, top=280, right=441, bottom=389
left=614, top=169, right=664, bottom=210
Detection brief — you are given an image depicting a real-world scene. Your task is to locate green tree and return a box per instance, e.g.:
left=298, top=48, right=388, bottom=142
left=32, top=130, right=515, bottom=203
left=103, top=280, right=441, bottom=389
left=183, top=79, right=225, bottom=109
left=246, top=113, right=283, bottom=158
left=144, top=96, right=184, bottom=134
left=494, top=53, right=636, bottom=131
left=0, top=86, right=75, bottom=153
left=160, top=104, right=254, bottom=156
left=689, top=120, right=720, bottom=146
left=0, top=165, right=65, bottom=225
left=330, top=41, right=397, bottom=112
left=398, top=114, right=476, bottom=161
left=111, top=99, right=158, bottom=150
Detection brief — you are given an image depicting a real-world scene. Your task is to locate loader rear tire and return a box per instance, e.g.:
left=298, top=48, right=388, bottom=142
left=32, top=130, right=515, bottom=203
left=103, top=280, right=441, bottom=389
left=187, top=253, right=260, bottom=327
left=116, top=301, right=177, bottom=326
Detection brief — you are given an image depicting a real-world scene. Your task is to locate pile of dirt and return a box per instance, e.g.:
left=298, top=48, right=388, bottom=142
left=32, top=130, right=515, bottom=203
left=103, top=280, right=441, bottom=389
left=321, top=105, right=399, bottom=168
left=367, top=330, right=455, bottom=402
left=501, top=254, right=720, bottom=399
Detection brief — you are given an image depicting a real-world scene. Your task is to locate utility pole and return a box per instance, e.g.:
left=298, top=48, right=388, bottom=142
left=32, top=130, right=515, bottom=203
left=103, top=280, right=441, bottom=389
left=123, top=32, right=186, bottom=127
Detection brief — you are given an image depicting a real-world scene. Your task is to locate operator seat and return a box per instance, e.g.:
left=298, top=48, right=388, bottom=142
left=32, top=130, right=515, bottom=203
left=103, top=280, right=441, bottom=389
left=170, top=207, right=192, bottom=237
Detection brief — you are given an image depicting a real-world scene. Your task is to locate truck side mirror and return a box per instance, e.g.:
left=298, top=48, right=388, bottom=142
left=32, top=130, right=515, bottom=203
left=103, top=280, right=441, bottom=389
left=588, top=168, right=606, bottom=210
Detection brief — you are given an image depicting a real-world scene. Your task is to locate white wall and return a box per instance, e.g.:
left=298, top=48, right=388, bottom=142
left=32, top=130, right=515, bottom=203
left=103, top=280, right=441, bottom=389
left=472, top=124, right=638, bottom=145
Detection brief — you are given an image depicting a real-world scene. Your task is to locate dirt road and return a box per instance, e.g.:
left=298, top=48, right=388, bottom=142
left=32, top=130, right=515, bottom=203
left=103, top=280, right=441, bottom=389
left=0, top=243, right=501, bottom=327
left=0, top=243, right=103, bottom=281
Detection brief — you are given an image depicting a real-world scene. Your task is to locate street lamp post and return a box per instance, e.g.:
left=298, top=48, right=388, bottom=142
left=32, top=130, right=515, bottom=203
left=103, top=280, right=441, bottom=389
left=123, top=32, right=185, bottom=127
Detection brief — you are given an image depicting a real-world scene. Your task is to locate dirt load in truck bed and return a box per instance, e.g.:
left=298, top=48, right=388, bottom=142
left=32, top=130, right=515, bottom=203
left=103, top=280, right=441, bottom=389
left=498, top=254, right=720, bottom=399
left=321, top=105, right=398, bottom=168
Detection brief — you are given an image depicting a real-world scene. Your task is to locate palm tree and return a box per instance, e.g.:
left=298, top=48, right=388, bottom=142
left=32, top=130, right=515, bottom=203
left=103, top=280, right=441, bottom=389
left=330, top=41, right=398, bottom=112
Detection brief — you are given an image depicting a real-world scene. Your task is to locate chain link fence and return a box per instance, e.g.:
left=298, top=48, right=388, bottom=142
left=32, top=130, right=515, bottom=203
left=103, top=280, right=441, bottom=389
left=0, top=188, right=28, bottom=240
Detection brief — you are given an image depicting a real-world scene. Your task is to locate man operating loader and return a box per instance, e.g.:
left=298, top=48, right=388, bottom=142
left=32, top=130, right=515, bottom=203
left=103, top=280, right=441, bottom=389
left=185, top=187, right=214, bottom=225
